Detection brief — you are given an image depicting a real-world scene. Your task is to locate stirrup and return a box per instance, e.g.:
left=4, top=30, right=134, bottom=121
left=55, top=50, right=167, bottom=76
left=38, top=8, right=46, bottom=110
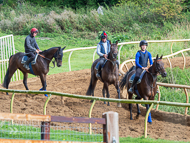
left=23, top=64, right=30, bottom=70
left=96, top=73, right=100, bottom=78
left=128, top=87, right=134, bottom=94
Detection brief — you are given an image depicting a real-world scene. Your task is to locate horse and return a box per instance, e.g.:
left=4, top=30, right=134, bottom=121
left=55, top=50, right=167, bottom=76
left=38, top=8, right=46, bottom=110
left=86, top=41, right=121, bottom=107
left=120, top=55, right=167, bottom=123
left=3, top=46, right=66, bottom=95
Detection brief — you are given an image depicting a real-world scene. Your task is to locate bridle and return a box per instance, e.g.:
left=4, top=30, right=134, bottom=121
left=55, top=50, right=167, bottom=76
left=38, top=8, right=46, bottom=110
left=38, top=48, right=62, bottom=68
left=106, top=46, right=118, bottom=67
left=145, top=59, right=165, bottom=98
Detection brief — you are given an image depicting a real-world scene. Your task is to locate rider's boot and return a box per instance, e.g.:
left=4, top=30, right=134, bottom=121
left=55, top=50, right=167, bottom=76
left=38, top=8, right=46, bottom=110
left=128, top=77, right=139, bottom=94
left=95, top=63, right=101, bottom=78
left=23, top=58, right=33, bottom=70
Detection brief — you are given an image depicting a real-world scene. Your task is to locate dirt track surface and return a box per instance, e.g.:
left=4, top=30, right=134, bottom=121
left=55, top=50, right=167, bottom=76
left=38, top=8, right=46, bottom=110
left=1, top=57, right=190, bottom=142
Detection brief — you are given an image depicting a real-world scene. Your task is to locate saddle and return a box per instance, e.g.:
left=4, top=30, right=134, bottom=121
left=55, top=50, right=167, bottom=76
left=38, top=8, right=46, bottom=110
left=129, top=70, right=146, bottom=84
left=21, top=54, right=38, bottom=65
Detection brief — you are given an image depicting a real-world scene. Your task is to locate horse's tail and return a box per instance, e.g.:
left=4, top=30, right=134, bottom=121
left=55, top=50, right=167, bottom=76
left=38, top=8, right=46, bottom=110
left=3, top=55, right=13, bottom=88
left=86, top=76, right=93, bottom=96
left=120, top=66, right=136, bottom=90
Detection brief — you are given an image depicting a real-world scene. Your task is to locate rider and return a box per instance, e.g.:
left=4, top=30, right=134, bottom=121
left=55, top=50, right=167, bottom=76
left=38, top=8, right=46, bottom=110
left=23, top=28, right=42, bottom=70
left=128, top=40, right=153, bottom=94
left=95, top=31, right=119, bottom=78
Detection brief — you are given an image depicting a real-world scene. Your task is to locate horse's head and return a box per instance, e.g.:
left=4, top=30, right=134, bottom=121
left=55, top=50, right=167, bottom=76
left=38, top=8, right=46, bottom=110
left=109, top=41, right=118, bottom=61
left=153, top=55, right=167, bottom=77
left=54, top=46, right=66, bottom=67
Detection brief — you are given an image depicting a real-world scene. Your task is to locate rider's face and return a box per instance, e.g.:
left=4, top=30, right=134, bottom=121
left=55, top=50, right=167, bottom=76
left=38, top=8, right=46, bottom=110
left=101, top=38, right=107, bottom=43
left=141, top=45, right=147, bottom=51
left=33, top=32, right=38, bottom=37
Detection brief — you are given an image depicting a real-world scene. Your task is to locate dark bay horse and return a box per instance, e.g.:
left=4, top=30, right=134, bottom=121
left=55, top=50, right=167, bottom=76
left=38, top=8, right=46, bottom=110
left=120, top=55, right=167, bottom=123
left=3, top=47, right=66, bottom=93
left=86, top=41, right=121, bottom=107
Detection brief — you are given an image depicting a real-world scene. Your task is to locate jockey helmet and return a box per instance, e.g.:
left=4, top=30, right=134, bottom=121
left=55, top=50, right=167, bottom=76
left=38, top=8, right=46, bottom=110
left=139, top=40, right=148, bottom=47
left=30, top=28, right=39, bottom=34
left=101, top=31, right=107, bottom=39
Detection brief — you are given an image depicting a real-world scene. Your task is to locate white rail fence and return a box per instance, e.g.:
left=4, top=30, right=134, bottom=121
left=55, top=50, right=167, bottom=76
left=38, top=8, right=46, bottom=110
left=0, top=35, right=20, bottom=84
left=63, top=39, right=190, bottom=72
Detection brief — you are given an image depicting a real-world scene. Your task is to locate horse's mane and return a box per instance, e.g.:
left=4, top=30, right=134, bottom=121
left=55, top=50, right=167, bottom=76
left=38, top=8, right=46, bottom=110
left=39, top=47, right=60, bottom=54
left=148, top=58, right=162, bottom=73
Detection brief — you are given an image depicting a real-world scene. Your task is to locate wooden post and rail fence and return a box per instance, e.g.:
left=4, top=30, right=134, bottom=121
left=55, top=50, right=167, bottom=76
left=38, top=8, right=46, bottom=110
left=0, top=88, right=190, bottom=140
left=0, top=111, right=118, bottom=143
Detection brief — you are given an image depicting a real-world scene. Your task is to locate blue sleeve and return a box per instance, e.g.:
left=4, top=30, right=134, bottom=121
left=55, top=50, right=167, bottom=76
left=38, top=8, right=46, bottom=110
left=135, top=52, right=142, bottom=68
left=148, top=52, right=153, bottom=65
left=97, top=44, right=103, bottom=57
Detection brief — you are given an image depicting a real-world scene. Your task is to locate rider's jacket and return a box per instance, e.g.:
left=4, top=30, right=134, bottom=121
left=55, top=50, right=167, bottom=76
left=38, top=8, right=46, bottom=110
left=135, top=50, right=153, bottom=68
left=97, top=40, right=111, bottom=57
left=24, top=34, right=39, bottom=53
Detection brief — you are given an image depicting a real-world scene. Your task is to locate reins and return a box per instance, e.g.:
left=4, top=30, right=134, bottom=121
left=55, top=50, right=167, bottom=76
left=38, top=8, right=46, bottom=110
left=38, top=54, right=56, bottom=68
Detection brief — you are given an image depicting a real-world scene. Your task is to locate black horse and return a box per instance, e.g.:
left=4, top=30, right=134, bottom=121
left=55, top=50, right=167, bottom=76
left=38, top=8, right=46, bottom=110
left=3, top=47, right=66, bottom=93
left=120, top=55, right=167, bottom=123
left=86, top=41, right=121, bottom=107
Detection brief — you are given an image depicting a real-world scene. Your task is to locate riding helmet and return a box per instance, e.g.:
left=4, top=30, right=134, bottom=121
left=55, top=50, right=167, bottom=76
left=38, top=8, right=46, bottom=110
left=101, top=31, right=107, bottom=39
left=30, top=28, right=39, bottom=34
left=139, top=40, right=148, bottom=47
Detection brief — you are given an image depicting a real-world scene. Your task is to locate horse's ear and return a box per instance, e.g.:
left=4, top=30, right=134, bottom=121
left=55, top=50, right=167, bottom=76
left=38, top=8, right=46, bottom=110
left=116, top=41, right=118, bottom=45
left=62, top=46, right=66, bottom=51
left=160, top=55, right=163, bottom=59
left=156, top=54, right=158, bottom=60
left=109, top=40, right=111, bottom=45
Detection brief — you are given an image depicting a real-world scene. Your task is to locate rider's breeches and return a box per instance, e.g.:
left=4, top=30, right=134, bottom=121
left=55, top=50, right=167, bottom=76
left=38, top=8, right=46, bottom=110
left=95, top=57, right=105, bottom=70
left=131, top=67, right=143, bottom=87
left=26, top=52, right=35, bottom=60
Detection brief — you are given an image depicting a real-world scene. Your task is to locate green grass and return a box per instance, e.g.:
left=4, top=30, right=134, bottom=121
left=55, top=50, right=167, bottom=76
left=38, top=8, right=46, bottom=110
left=120, top=136, right=189, bottom=143
left=0, top=121, right=188, bottom=143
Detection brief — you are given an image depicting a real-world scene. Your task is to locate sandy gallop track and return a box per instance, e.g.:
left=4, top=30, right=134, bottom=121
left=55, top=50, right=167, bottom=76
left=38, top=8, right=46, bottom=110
left=0, top=57, right=190, bottom=142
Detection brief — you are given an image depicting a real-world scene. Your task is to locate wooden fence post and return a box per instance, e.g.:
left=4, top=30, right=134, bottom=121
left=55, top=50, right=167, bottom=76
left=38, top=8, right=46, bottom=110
left=102, top=111, right=119, bottom=143
left=41, top=122, right=50, bottom=140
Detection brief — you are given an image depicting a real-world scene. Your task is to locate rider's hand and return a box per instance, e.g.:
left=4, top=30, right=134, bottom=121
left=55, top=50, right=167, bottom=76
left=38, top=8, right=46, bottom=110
left=36, top=50, right=40, bottom=54
left=103, top=54, right=108, bottom=58
left=142, top=67, right=148, bottom=72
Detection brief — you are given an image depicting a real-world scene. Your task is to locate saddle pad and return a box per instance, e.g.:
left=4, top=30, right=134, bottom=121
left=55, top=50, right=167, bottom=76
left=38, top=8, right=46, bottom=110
left=21, top=54, right=38, bottom=65
left=129, top=70, right=146, bottom=84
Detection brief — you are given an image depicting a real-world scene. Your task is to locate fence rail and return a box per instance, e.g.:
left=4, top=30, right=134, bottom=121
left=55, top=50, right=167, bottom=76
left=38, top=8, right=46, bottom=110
left=0, top=112, right=106, bottom=143
left=0, top=88, right=190, bottom=139
left=62, top=39, right=190, bottom=71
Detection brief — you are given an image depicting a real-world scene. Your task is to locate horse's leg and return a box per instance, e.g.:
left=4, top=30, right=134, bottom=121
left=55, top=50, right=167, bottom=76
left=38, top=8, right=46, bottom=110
left=102, top=86, right=106, bottom=104
left=128, top=92, right=133, bottom=120
left=104, top=82, right=110, bottom=106
left=145, top=104, right=152, bottom=124
left=135, top=97, right=141, bottom=119
left=39, top=74, right=48, bottom=97
left=23, top=72, right=29, bottom=90
left=3, top=65, right=18, bottom=91
left=115, top=81, right=121, bottom=107
left=90, top=74, right=97, bottom=102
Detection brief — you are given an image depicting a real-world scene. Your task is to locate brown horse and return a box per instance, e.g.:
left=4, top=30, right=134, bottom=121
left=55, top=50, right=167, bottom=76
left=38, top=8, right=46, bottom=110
left=120, top=55, right=167, bottom=123
left=86, top=41, right=121, bottom=107
left=3, top=47, right=66, bottom=96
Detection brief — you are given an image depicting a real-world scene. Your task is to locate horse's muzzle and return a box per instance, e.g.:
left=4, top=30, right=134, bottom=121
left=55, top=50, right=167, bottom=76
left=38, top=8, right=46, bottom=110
left=162, top=72, right=167, bottom=77
left=113, top=53, right=117, bottom=59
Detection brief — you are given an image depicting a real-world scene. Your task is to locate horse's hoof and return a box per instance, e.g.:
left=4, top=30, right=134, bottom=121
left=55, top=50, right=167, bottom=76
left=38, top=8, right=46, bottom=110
left=130, top=118, right=133, bottom=120
left=149, top=122, right=152, bottom=125
left=104, top=102, right=106, bottom=104
left=107, top=104, right=110, bottom=106
left=136, top=115, right=139, bottom=119
left=117, top=103, right=122, bottom=107
left=90, top=100, right=93, bottom=103
left=6, top=92, right=9, bottom=95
